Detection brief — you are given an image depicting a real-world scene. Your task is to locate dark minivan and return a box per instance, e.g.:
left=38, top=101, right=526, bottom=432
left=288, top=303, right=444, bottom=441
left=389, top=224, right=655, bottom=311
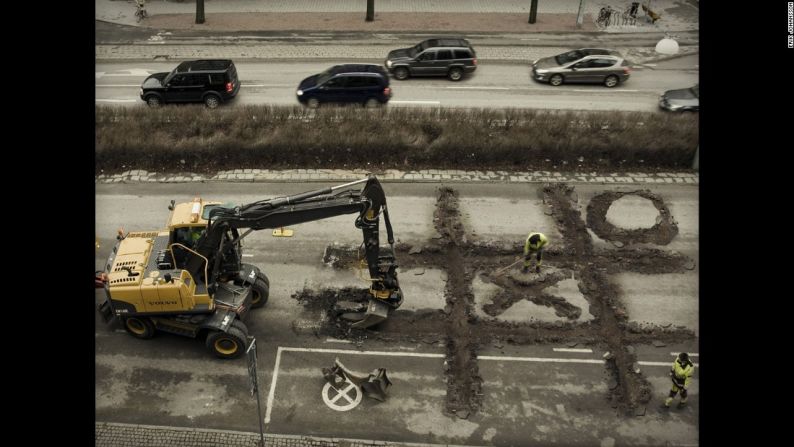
left=384, top=38, right=477, bottom=81
left=140, top=59, right=240, bottom=108
left=296, top=64, right=391, bottom=108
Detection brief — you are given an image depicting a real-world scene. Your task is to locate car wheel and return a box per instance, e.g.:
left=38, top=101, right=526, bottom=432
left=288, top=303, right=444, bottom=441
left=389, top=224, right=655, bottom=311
left=448, top=68, right=463, bottom=81
left=306, top=98, right=320, bottom=109
left=145, top=96, right=161, bottom=107
left=394, top=67, right=409, bottom=80
left=204, top=95, right=221, bottom=108
left=364, top=98, right=380, bottom=108
left=549, top=74, right=564, bottom=86
left=604, top=75, right=619, bottom=88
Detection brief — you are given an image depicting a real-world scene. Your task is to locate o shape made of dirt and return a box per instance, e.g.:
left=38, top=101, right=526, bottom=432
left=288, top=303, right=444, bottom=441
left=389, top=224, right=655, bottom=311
left=586, top=191, right=678, bottom=245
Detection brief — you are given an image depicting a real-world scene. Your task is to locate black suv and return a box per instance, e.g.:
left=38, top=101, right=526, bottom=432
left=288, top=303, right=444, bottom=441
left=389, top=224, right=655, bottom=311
left=296, top=64, right=392, bottom=108
left=384, top=38, right=477, bottom=81
left=140, top=59, right=240, bottom=108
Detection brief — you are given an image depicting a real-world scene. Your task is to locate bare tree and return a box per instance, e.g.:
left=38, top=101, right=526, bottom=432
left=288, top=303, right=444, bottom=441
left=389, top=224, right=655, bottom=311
left=196, top=0, right=205, bottom=24
left=366, top=0, right=375, bottom=22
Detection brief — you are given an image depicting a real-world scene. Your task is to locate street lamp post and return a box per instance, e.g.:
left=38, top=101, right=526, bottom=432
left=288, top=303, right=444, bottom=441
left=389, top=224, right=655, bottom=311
left=576, top=0, right=585, bottom=28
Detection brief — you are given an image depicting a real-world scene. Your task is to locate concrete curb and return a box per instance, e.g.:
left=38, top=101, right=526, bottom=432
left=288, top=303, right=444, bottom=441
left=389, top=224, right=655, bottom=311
left=95, top=421, right=482, bottom=447
left=95, top=169, right=699, bottom=185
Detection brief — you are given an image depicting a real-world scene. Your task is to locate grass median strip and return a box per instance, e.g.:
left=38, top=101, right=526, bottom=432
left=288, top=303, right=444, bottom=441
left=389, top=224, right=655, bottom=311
left=96, top=105, right=698, bottom=174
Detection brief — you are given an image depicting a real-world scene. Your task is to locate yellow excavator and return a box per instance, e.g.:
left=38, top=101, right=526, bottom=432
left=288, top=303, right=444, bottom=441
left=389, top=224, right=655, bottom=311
left=97, top=175, right=403, bottom=358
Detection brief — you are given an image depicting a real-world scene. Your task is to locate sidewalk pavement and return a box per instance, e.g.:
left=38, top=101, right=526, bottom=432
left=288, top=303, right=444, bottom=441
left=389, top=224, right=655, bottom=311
left=97, top=0, right=698, bottom=33
left=96, top=421, right=410, bottom=447
left=96, top=169, right=699, bottom=185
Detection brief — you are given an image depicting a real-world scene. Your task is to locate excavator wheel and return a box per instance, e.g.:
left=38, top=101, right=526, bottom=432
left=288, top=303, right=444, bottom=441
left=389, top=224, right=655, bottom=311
left=123, top=317, right=156, bottom=339
left=250, top=277, right=269, bottom=308
left=231, top=319, right=250, bottom=339
left=206, top=326, right=247, bottom=359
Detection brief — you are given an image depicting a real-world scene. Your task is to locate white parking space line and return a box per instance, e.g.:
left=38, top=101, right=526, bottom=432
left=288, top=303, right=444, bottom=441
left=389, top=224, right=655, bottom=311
left=96, top=99, right=138, bottom=103
left=96, top=85, right=140, bottom=88
left=241, top=254, right=254, bottom=258
left=325, top=338, right=352, bottom=344
left=553, top=348, right=593, bottom=353
left=639, top=361, right=700, bottom=367
left=279, top=347, right=444, bottom=358
left=390, top=100, right=441, bottom=104
left=670, top=352, right=699, bottom=357
left=264, top=346, right=696, bottom=425
left=265, top=347, right=285, bottom=424
left=480, top=355, right=604, bottom=364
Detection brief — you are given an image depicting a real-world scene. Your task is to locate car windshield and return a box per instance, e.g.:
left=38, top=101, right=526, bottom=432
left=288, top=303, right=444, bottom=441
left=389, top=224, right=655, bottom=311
left=316, top=69, right=333, bottom=85
left=409, top=43, right=424, bottom=57
left=691, top=85, right=699, bottom=97
left=555, top=50, right=584, bottom=65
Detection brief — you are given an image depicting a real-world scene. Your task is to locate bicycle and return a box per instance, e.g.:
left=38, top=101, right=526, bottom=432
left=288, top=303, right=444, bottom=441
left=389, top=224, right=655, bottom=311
left=596, top=6, right=616, bottom=27
left=134, top=0, right=148, bottom=23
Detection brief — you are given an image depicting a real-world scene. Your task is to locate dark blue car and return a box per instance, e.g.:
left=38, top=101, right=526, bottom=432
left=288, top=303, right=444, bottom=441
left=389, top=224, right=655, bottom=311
left=296, top=64, right=392, bottom=108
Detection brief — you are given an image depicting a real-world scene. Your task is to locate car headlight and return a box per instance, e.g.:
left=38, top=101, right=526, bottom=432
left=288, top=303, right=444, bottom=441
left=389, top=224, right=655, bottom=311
left=386, top=60, right=393, bottom=68
left=296, top=89, right=303, bottom=96
left=139, top=88, right=143, bottom=96
left=535, top=69, right=547, bottom=74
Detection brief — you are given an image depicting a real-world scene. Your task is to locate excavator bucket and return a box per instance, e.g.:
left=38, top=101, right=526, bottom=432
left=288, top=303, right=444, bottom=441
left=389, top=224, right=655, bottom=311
left=360, top=368, right=391, bottom=402
left=349, top=299, right=390, bottom=329
left=322, top=358, right=392, bottom=402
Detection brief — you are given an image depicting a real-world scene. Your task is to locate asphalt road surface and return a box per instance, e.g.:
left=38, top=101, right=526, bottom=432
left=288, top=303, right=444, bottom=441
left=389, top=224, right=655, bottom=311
left=96, top=57, right=698, bottom=112
left=96, top=181, right=699, bottom=446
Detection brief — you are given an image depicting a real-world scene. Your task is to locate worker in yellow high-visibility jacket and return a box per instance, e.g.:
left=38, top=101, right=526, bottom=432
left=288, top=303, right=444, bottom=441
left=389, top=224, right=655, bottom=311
left=664, top=352, right=694, bottom=408
left=522, top=232, right=548, bottom=274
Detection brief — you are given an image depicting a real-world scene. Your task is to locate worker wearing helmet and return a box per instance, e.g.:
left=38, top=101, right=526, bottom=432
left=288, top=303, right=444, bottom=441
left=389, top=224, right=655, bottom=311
left=522, top=232, right=548, bottom=274
left=664, top=352, right=694, bottom=408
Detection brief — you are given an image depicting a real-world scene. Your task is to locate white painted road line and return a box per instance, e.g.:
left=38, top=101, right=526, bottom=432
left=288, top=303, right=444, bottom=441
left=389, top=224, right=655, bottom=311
left=446, top=86, right=509, bottom=90
left=553, top=348, right=593, bottom=353
left=241, top=254, right=254, bottom=258
left=264, top=346, right=285, bottom=424
left=480, top=355, right=604, bottom=364
left=96, top=85, right=141, bottom=88
left=639, top=361, right=700, bottom=367
left=572, top=89, right=641, bottom=93
left=280, top=347, right=444, bottom=358
left=96, top=99, right=138, bottom=103
left=264, top=346, right=698, bottom=425
left=325, top=338, right=352, bottom=344
left=390, top=100, right=441, bottom=104
left=670, top=352, right=699, bottom=357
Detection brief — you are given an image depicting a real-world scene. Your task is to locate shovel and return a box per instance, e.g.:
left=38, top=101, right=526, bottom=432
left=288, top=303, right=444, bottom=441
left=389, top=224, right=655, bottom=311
left=491, top=257, right=525, bottom=278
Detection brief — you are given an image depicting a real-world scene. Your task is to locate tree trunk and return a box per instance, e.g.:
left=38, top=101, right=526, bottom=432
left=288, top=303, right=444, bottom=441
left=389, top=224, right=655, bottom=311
left=196, top=0, right=205, bottom=24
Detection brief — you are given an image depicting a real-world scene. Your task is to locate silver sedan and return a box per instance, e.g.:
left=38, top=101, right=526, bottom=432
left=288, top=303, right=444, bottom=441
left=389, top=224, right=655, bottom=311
left=531, top=48, right=631, bottom=88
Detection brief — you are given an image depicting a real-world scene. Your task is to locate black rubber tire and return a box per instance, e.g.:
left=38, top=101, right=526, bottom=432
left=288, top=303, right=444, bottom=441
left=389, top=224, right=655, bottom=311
left=394, top=67, right=409, bottom=80
left=549, top=74, right=564, bottom=86
left=123, top=317, right=156, bottom=339
left=249, top=277, right=269, bottom=308
left=448, top=68, right=463, bottom=81
left=206, top=326, right=247, bottom=359
left=604, top=75, right=619, bottom=88
left=145, top=96, right=161, bottom=107
left=204, top=94, right=221, bottom=109
left=231, top=319, right=249, bottom=339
